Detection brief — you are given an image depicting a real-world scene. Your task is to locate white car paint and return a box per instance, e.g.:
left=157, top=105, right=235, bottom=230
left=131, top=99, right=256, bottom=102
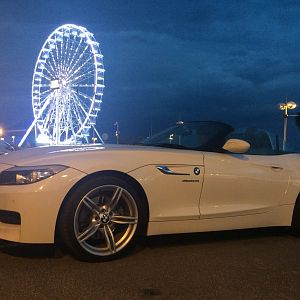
left=0, top=144, right=299, bottom=244
left=201, top=152, right=292, bottom=217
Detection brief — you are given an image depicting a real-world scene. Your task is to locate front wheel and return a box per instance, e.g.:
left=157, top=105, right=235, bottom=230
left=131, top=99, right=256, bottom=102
left=57, top=176, right=147, bottom=261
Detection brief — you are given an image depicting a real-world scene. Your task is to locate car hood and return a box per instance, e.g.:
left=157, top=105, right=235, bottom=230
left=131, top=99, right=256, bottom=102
left=0, top=144, right=204, bottom=174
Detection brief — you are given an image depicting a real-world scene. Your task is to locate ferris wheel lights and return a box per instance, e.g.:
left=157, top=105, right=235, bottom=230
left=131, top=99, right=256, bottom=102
left=27, top=24, right=104, bottom=146
left=87, top=40, right=98, bottom=47
left=62, top=79, right=68, bottom=87
left=96, top=55, right=103, bottom=60
left=84, top=31, right=93, bottom=37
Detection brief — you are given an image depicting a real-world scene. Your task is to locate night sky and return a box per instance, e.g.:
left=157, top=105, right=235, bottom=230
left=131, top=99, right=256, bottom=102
left=1, top=0, right=300, bottom=146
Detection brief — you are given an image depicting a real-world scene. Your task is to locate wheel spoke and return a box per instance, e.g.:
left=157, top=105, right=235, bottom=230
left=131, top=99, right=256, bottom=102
left=109, top=187, right=123, bottom=211
left=77, top=223, right=99, bottom=243
left=103, top=225, right=116, bottom=254
left=111, top=215, right=138, bottom=225
left=82, top=196, right=100, bottom=212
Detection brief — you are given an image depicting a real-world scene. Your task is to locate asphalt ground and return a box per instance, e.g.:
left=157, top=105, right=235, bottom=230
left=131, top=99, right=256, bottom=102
left=0, top=228, right=299, bottom=299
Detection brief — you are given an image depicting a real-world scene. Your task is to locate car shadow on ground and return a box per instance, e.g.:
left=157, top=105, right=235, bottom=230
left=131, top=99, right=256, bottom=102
left=142, top=226, right=292, bottom=248
left=0, top=227, right=292, bottom=259
left=0, top=240, right=63, bottom=259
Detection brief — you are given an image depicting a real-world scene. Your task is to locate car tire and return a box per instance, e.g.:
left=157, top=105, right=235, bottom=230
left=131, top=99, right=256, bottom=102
left=57, top=176, right=147, bottom=261
left=292, top=196, right=300, bottom=236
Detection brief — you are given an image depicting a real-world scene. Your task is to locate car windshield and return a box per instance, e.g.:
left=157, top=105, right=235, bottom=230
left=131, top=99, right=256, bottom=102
left=140, top=121, right=234, bottom=152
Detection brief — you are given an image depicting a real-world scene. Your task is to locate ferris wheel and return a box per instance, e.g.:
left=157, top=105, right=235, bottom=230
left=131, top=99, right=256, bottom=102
left=19, top=24, right=104, bottom=146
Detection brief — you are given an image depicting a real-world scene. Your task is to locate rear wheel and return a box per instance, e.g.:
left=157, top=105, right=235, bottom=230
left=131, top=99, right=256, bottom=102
left=57, top=176, right=147, bottom=261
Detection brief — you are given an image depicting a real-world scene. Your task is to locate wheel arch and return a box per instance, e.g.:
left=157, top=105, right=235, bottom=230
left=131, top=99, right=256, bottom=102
left=54, top=170, right=150, bottom=242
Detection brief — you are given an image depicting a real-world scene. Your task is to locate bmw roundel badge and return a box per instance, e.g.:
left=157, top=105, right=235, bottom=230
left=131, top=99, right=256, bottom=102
left=194, top=167, right=200, bottom=175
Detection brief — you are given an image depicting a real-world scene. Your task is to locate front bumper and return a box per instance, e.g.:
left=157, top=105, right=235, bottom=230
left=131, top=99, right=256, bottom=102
left=0, top=166, right=86, bottom=243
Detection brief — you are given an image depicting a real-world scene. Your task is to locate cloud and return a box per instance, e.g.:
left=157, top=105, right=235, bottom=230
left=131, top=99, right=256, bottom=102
left=1, top=0, right=300, bottom=143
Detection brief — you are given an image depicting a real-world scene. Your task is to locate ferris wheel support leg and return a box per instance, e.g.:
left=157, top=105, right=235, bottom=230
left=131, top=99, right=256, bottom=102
left=92, top=124, right=104, bottom=144
left=18, top=118, right=40, bottom=148
left=18, top=98, right=51, bottom=148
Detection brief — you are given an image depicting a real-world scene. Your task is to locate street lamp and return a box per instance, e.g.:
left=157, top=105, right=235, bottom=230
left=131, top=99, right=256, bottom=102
left=114, top=122, right=120, bottom=144
left=278, top=101, right=297, bottom=151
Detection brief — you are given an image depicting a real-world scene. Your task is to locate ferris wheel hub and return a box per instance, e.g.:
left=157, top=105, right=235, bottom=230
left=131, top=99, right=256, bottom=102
left=50, top=79, right=59, bottom=90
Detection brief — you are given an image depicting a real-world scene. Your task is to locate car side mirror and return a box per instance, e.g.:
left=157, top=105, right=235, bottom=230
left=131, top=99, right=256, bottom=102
left=222, top=139, right=250, bottom=154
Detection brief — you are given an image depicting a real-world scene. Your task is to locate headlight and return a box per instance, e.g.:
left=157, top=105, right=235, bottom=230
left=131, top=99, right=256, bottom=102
left=0, top=165, right=68, bottom=185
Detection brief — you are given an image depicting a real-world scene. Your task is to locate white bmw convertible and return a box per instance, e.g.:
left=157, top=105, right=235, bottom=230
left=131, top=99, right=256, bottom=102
left=0, top=121, right=299, bottom=261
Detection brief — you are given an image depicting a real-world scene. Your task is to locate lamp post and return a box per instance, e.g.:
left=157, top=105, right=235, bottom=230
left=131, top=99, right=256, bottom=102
left=114, top=122, right=120, bottom=144
left=278, top=101, right=297, bottom=151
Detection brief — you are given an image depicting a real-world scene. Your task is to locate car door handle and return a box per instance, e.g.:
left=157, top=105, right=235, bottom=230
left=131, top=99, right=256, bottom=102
left=270, top=165, right=283, bottom=171
left=156, top=165, right=190, bottom=176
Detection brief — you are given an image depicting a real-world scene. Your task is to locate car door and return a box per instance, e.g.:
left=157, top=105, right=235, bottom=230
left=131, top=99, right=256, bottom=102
left=130, top=121, right=237, bottom=222
left=129, top=155, right=204, bottom=222
left=200, top=152, right=290, bottom=218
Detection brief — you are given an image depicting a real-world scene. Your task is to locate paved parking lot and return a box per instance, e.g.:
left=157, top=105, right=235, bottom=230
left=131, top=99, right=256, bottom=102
left=0, top=228, right=299, bottom=299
